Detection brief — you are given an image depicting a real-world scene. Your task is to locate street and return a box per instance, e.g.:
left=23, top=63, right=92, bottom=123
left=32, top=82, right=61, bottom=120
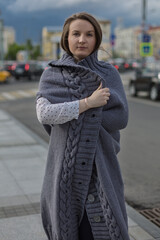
left=0, top=72, right=160, bottom=211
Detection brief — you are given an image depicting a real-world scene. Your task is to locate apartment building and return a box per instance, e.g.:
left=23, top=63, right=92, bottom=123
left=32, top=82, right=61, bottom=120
left=114, top=25, right=141, bottom=59
left=42, top=26, right=62, bottom=60
left=3, top=26, right=16, bottom=54
left=148, top=26, right=160, bottom=59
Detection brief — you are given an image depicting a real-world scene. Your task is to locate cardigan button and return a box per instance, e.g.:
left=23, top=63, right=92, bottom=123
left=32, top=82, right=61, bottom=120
left=87, top=194, right=95, bottom=203
left=93, top=216, right=101, bottom=222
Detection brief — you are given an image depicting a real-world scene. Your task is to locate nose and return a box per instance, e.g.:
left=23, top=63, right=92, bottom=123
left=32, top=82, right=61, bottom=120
left=79, top=34, right=86, bottom=43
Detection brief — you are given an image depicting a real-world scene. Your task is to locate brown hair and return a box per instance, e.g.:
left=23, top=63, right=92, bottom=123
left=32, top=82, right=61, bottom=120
left=61, top=12, right=102, bottom=56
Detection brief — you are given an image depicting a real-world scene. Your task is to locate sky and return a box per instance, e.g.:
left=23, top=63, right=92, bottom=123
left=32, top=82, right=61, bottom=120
left=0, top=0, right=160, bottom=44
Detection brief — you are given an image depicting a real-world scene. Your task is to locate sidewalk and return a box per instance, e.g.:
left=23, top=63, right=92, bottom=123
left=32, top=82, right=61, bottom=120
left=0, top=109, right=160, bottom=240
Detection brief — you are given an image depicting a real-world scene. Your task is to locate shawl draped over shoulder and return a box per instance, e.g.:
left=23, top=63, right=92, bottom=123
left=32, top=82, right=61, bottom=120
left=36, top=51, right=129, bottom=240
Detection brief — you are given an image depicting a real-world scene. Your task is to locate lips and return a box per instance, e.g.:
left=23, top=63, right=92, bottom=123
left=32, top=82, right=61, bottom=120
left=77, top=47, right=87, bottom=50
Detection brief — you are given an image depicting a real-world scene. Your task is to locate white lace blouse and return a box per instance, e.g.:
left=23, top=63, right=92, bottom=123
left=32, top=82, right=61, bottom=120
left=36, top=97, right=79, bottom=125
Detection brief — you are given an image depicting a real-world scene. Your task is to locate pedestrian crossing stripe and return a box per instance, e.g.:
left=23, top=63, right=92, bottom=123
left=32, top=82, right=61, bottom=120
left=0, top=88, right=37, bottom=102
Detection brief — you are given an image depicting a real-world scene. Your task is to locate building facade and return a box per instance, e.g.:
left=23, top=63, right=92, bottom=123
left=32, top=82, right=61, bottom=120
left=42, top=26, right=62, bottom=60
left=114, top=26, right=140, bottom=59
left=98, top=19, right=111, bottom=60
left=3, top=26, right=16, bottom=54
left=148, top=26, right=160, bottom=59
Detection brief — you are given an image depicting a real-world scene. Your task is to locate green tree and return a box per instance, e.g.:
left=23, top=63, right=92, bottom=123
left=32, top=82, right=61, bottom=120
left=31, top=45, right=41, bottom=59
left=25, top=39, right=41, bottom=60
left=5, top=40, right=41, bottom=60
left=5, top=43, right=25, bottom=60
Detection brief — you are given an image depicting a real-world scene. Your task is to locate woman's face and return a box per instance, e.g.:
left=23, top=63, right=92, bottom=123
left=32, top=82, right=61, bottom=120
left=68, top=19, right=96, bottom=62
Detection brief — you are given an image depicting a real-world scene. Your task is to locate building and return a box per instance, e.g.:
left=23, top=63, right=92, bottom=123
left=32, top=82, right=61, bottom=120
left=41, top=19, right=111, bottom=61
left=42, top=26, right=62, bottom=60
left=3, top=26, right=16, bottom=54
left=114, top=25, right=140, bottom=59
left=148, top=26, right=160, bottom=59
left=98, top=19, right=111, bottom=60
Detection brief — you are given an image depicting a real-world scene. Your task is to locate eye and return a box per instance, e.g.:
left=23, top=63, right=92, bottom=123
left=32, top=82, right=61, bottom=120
left=87, top=33, right=93, bottom=37
left=73, top=32, right=79, bottom=36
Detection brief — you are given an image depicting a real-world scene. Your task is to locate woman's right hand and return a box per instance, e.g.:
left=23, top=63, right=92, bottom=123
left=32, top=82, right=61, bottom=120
left=86, top=82, right=110, bottom=108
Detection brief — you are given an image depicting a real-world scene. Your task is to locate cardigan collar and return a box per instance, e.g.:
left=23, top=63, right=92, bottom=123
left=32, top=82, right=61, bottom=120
left=48, top=51, right=99, bottom=69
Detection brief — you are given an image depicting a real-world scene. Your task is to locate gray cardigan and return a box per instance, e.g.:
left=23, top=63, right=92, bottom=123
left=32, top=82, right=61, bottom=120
left=36, top=51, right=130, bottom=240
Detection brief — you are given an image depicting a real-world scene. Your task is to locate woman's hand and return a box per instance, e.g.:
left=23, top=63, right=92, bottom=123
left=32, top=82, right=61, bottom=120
left=86, top=82, right=110, bottom=108
left=79, top=82, right=110, bottom=114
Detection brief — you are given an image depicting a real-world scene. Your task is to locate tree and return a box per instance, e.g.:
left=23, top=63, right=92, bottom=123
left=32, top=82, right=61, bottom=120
left=5, top=40, right=41, bottom=60
left=31, top=45, right=41, bottom=59
left=5, top=43, right=25, bottom=60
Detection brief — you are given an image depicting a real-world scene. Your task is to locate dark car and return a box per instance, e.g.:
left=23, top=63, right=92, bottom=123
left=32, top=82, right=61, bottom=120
left=113, top=58, right=126, bottom=72
left=4, top=62, right=17, bottom=76
left=129, top=68, right=160, bottom=101
left=14, top=62, right=43, bottom=80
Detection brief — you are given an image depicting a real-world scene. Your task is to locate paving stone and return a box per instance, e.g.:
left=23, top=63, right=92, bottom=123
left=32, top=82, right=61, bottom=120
left=0, top=110, right=10, bottom=121
left=129, top=226, right=154, bottom=240
left=0, top=195, right=30, bottom=208
left=128, top=217, right=138, bottom=227
left=0, top=121, right=36, bottom=146
left=0, top=214, right=47, bottom=240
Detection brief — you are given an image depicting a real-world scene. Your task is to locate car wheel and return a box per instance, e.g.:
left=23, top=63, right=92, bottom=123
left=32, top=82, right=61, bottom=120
left=129, top=83, right=137, bottom=96
left=150, top=85, right=159, bottom=101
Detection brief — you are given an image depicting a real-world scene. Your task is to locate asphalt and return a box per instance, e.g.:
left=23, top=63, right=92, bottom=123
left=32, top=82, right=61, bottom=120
left=0, top=108, right=160, bottom=240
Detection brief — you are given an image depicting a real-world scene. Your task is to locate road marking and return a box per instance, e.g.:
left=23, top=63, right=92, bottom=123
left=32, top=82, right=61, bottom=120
left=25, top=89, right=37, bottom=95
left=16, top=90, right=32, bottom=97
left=1, top=92, right=16, bottom=100
left=0, top=88, right=37, bottom=102
left=0, top=95, right=6, bottom=101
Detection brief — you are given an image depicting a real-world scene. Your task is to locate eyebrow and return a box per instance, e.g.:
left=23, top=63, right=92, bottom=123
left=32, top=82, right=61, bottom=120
left=72, top=30, right=95, bottom=32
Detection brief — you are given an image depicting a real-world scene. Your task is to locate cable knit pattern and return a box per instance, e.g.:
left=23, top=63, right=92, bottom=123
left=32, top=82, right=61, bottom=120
left=36, top=51, right=130, bottom=240
left=96, top=178, right=121, bottom=240
left=58, top=69, right=87, bottom=239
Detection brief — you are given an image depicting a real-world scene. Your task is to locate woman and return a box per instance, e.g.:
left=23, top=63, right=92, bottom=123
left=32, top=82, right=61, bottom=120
left=36, top=12, right=130, bottom=240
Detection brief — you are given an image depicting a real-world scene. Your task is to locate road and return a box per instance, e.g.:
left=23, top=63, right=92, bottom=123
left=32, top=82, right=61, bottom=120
left=0, top=73, right=160, bottom=210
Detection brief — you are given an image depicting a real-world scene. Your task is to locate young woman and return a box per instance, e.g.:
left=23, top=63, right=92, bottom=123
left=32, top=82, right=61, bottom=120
left=36, top=12, right=130, bottom=240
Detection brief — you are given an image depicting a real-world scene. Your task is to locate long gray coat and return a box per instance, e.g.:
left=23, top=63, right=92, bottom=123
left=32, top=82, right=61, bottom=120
left=36, top=51, right=130, bottom=240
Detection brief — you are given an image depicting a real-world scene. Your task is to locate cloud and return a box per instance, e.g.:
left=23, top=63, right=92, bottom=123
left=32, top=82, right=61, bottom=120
left=7, top=0, right=142, bottom=13
left=6, top=0, right=160, bottom=27
left=7, top=0, right=98, bottom=12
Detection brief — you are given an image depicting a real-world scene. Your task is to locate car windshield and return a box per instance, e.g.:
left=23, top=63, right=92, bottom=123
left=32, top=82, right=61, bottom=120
left=16, top=64, right=25, bottom=69
left=141, top=68, right=159, bottom=76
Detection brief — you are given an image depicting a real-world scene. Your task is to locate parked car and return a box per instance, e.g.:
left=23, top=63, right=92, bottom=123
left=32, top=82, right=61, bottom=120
left=124, top=59, right=143, bottom=71
left=0, top=69, right=11, bottom=83
left=113, top=58, right=126, bottom=72
left=14, top=62, right=43, bottom=80
left=4, top=62, right=17, bottom=76
left=129, top=68, right=160, bottom=101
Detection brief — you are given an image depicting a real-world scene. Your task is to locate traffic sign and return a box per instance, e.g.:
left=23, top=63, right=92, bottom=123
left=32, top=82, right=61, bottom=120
left=140, top=42, right=153, bottom=57
left=142, top=33, right=151, bottom=43
left=110, top=34, right=116, bottom=46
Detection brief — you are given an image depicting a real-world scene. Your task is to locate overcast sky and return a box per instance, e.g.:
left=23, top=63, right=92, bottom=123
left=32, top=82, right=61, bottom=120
left=0, top=0, right=160, bottom=43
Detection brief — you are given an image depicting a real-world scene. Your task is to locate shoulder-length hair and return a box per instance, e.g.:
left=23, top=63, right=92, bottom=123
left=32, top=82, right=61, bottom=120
left=61, top=12, right=102, bottom=56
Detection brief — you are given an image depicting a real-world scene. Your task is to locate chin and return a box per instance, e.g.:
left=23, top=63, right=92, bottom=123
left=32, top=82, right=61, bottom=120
left=77, top=53, right=88, bottom=60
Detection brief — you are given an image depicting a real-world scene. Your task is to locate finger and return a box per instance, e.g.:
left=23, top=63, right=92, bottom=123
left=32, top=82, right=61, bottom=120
left=104, top=87, right=110, bottom=92
left=97, top=82, right=102, bottom=90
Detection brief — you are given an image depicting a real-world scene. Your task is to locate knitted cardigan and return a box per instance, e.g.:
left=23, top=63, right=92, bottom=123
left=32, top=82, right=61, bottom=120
left=36, top=51, right=130, bottom=240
